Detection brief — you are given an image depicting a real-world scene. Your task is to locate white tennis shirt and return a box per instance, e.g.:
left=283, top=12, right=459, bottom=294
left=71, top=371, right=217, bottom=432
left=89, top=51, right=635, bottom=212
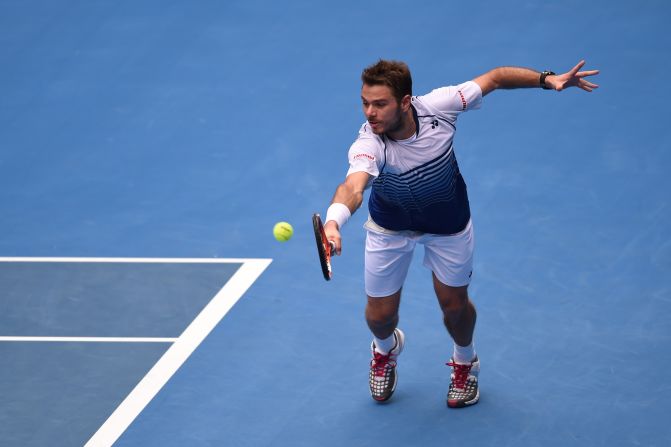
left=347, top=80, right=483, bottom=234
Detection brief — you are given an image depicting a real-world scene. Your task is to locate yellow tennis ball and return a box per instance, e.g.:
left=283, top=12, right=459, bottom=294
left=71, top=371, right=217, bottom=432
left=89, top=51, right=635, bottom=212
left=273, top=222, right=293, bottom=242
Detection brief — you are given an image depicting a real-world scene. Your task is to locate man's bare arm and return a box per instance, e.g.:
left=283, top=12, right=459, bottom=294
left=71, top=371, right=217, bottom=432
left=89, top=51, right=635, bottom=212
left=473, top=60, right=599, bottom=96
left=331, top=171, right=370, bottom=213
left=324, top=171, right=371, bottom=254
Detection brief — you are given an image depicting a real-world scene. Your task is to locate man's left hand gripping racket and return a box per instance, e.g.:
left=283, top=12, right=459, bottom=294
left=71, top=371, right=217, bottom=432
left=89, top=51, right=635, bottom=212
left=312, top=213, right=335, bottom=281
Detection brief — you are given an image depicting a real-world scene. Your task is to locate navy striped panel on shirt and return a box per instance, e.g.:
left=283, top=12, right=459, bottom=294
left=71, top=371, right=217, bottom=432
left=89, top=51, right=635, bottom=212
left=374, top=145, right=458, bottom=210
left=369, top=145, right=470, bottom=234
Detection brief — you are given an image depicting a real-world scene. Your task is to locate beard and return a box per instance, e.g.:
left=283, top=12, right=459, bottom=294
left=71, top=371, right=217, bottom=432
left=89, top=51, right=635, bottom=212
left=371, top=108, right=403, bottom=135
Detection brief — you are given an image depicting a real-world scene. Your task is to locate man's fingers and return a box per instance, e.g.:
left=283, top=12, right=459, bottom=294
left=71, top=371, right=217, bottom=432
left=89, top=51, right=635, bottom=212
left=576, top=76, right=599, bottom=89
left=578, top=79, right=599, bottom=92
left=576, top=69, right=600, bottom=78
left=560, top=61, right=599, bottom=92
left=329, top=238, right=342, bottom=255
left=567, top=77, right=599, bottom=91
left=568, top=60, right=586, bottom=76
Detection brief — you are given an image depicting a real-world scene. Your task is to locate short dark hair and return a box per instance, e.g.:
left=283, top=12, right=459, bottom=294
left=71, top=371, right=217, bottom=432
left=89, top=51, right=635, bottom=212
left=361, top=59, right=413, bottom=103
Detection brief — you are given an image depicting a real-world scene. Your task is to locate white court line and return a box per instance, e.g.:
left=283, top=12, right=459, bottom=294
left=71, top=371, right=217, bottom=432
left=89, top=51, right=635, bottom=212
left=0, top=337, right=177, bottom=343
left=0, top=257, right=256, bottom=263
left=83, top=258, right=272, bottom=447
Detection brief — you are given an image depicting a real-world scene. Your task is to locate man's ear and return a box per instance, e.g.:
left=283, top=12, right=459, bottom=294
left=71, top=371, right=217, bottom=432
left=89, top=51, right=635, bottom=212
left=401, top=94, right=412, bottom=111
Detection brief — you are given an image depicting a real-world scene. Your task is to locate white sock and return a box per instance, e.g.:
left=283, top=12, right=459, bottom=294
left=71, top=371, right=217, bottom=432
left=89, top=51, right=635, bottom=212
left=373, top=332, right=396, bottom=354
left=453, top=341, right=476, bottom=364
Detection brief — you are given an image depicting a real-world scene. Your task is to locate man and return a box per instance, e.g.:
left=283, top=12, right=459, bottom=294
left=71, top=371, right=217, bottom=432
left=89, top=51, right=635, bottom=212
left=323, top=59, right=599, bottom=407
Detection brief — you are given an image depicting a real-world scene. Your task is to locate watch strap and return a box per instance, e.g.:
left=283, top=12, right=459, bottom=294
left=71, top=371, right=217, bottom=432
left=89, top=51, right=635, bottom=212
left=540, top=71, right=556, bottom=90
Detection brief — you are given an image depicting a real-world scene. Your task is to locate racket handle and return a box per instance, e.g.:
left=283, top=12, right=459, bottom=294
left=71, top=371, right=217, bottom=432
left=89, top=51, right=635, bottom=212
left=328, top=241, right=336, bottom=252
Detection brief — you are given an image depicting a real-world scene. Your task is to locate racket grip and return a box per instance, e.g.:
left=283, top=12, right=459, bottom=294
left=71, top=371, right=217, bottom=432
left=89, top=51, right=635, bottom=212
left=328, top=241, right=336, bottom=252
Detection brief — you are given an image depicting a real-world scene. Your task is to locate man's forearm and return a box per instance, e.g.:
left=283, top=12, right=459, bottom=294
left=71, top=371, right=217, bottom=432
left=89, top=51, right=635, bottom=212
left=331, top=171, right=370, bottom=213
left=332, top=182, right=364, bottom=213
left=488, top=66, right=543, bottom=90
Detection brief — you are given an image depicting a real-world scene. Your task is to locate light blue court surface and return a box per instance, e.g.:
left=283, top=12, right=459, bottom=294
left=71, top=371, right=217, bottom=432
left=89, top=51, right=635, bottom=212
left=0, top=258, right=262, bottom=446
left=1, top=0, right=670, bottom=446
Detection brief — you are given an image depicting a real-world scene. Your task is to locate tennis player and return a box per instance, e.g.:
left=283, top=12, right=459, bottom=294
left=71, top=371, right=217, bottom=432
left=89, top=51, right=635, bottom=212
left=323, top=59, right=599, bottom=407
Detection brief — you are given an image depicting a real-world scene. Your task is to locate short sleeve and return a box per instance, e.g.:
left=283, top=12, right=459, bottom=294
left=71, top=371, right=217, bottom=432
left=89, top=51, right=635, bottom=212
left=346, top=125, right=382, bottom=179
left=421, top=80, right=483, bottom=117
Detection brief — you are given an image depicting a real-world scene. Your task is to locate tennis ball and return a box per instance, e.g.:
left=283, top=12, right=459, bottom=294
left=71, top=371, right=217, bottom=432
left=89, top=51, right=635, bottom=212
left=273, top=222, right=293, bottom=242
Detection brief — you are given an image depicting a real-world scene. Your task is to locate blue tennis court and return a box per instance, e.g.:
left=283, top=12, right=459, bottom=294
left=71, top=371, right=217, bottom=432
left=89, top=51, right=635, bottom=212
left=1, top=0, right=670, bottom=446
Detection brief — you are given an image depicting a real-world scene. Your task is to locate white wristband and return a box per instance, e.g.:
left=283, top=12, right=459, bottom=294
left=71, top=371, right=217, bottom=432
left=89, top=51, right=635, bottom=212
left=325, top=203, right=351, bottom=229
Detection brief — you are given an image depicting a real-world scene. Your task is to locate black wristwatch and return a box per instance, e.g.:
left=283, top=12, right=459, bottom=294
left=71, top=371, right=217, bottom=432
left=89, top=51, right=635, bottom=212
left=540, top=71, right=555, bottom=90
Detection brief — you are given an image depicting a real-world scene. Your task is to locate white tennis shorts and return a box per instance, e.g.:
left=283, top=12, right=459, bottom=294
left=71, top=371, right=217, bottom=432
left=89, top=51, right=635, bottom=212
left=364, top=217, right=474, bottom=297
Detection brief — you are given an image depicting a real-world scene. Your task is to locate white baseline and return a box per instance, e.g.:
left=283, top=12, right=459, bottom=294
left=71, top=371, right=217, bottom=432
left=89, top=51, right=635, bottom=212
left=0, top=337, right=177, bottom=342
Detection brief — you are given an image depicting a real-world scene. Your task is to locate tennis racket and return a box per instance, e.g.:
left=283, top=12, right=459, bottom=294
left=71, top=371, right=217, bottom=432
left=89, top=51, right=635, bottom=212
left=312, top=213, right=335, bottom=281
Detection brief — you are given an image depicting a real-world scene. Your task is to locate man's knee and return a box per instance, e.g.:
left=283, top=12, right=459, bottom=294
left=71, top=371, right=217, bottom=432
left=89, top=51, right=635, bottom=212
left=366, top=308, right=397, bottom=328
left=438, top=291, right=469, bottom=315
left=365, top=293, right=400, bottom=328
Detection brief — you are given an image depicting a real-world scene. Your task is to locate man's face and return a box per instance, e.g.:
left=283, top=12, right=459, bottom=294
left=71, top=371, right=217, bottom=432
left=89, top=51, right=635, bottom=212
left=361, top=84, right=403, bottom=135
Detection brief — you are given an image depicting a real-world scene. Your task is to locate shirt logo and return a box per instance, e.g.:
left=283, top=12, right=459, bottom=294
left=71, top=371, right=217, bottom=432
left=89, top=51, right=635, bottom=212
left=457, top=90, right=467, bottom=110
left=353, top=153, right=375, bottom=161
left=431, top=120, right=439, bottom=129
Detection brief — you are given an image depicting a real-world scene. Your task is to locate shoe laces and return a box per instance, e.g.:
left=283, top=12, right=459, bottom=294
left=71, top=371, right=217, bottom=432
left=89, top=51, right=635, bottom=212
left=371, top=351, right=396, bottom=377
left=447, top=361, right=472, bottom=389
